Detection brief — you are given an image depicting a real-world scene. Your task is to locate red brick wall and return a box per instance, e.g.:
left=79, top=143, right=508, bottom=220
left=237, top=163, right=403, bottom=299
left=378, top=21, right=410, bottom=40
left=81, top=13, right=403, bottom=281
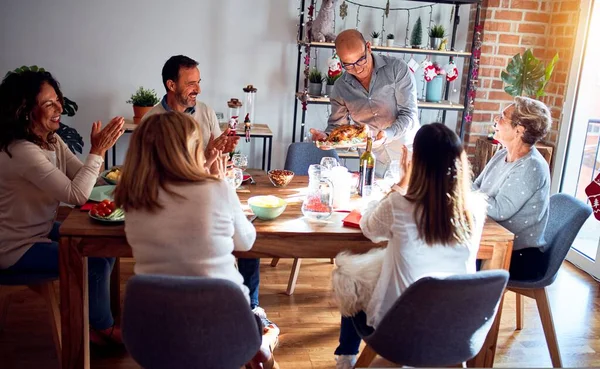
left=462, top=0, right=581, bottom=170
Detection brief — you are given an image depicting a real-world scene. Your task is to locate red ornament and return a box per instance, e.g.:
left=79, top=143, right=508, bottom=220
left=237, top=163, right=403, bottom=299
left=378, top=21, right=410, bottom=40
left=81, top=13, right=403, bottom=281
left=424, top=64, right=438, bottom=82
left=585, top=173, right=600, bottom=221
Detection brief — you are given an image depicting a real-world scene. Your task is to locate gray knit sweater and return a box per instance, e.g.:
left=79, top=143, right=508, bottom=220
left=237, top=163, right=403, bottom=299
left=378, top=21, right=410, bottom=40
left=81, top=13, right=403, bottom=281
left=473, top=147, right=550, bottom=251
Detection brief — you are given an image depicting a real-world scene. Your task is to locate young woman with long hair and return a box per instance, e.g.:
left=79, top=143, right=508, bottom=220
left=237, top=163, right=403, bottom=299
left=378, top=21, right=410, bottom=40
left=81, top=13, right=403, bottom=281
left=332, top=123, right=487, bottom=369
left=114, top=111, right=278, bottom=369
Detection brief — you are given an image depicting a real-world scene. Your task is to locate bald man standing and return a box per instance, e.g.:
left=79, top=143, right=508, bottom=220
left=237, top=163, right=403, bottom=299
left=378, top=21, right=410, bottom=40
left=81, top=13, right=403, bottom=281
left=311, top=29, right=419, bottom=175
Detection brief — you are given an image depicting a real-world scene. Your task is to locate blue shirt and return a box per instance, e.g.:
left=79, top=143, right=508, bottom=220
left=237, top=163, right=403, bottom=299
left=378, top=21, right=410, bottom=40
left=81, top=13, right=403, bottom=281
left=326, top=54, right=419, bottom=140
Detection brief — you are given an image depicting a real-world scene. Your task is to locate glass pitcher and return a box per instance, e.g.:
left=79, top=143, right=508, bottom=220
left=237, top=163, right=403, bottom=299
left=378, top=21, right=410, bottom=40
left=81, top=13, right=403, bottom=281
left=302, top=164, right=334, bottom=220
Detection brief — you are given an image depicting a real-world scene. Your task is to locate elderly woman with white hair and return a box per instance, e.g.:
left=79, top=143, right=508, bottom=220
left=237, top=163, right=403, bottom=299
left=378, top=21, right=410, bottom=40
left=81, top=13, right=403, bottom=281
left=474, top=96, right=552, bottom=280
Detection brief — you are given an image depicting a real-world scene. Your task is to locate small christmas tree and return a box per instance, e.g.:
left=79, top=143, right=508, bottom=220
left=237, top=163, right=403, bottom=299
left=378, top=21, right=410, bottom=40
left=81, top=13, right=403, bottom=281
left=411, top=17, right=423, bottom=48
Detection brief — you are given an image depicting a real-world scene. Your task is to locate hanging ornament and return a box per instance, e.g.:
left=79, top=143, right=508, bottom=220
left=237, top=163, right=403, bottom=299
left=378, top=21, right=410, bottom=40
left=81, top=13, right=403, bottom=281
left=340, top=0, right=348, bottom=19
left=421, top=59, right=432, bottom=70
left=407, top=57, right=420, bottom=73
left=327, top=54, right=343, bottom=79
left=585, top=173, right=600, bottom=221
left=424, top=63, right=438, bottom=82
left=445, top=61, right=459, bottom=82
left=385, top=0, right=390, bottom=17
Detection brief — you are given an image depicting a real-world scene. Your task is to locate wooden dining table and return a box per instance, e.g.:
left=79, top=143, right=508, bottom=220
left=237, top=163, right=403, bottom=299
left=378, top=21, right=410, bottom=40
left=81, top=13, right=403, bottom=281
left=58, top=170, right=513, bottom=369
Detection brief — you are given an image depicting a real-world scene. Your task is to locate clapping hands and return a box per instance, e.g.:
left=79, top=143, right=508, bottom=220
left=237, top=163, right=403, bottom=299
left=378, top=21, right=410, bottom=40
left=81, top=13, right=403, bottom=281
left=90, top=117, right=125, bottom=156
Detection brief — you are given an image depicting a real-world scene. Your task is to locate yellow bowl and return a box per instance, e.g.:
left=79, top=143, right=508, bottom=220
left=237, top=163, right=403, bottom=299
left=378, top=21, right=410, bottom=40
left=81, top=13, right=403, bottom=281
left=268, top=169, right=294, bottom=188
left=247, top=196, right=287, bottom=220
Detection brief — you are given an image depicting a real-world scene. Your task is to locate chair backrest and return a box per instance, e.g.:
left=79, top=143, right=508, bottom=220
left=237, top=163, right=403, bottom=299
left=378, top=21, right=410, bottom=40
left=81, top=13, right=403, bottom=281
left=284, top=142, right=340, bottom=175
left=536, top=193, right=592, bottom=287
left=364, top=270, right=509, bottom=367
left=122, top=275, right=262, bottom=369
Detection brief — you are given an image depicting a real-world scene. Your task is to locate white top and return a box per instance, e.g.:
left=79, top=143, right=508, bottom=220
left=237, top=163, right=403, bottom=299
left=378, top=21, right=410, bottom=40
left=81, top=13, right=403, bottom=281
left=0, top=136, right=104, bottom=269
left=361, top=191, right=486, bottom=328
left=125, top=180, right=256, bottom=303
left=143, top=99, right=221, bottom=150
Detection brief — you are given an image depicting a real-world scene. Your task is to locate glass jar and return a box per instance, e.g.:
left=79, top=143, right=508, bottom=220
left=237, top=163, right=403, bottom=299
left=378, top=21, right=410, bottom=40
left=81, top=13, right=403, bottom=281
left=302, top=164, right=334, bottom=220
left=242, top=85, right=257, bottom=123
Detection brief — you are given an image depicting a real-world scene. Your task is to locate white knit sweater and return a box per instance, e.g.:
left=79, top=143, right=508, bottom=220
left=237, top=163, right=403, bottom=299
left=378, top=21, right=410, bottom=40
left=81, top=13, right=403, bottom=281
left=125, top=180, right=256, bottom=303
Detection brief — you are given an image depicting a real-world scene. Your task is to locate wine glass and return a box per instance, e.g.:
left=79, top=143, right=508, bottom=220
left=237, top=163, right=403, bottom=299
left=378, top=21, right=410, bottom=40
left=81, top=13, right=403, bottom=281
left=387, top=160, right=401, bottom=183
left=225, top=168, right=244, bottom=189
left=232, top=154, right=248, bottom=172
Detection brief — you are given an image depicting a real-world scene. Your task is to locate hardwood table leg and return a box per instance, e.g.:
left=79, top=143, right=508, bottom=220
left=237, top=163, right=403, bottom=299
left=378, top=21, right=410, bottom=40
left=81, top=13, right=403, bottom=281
left=467, top=240, right=512, bottom=368
left=110, top=257, right=121, bottom=322
left=60, top=236, right=90, bottom=369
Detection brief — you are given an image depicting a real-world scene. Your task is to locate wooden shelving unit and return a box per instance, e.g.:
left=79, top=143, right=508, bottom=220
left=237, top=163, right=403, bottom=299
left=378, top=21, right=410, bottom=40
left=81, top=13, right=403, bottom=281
left=295, top=92, right=465, bottom=111
left=291, top=0, right=483, bottom=143
left=298, top=41, right=472, bottom=58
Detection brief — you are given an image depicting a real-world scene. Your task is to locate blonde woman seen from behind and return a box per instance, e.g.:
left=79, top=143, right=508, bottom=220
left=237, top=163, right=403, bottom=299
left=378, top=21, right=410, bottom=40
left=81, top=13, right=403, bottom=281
left=332, top=123, right=487, bottom=369
left=114, top=111, right=278, bottom=369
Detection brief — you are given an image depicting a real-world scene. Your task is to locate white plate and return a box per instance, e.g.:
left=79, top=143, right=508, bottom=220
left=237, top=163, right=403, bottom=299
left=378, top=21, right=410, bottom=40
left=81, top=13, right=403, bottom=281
left=89, top=185, right=116, bottom=202
left=88, top=211, right=125, bottom=223
left=315, top=140, right=367, bottom=150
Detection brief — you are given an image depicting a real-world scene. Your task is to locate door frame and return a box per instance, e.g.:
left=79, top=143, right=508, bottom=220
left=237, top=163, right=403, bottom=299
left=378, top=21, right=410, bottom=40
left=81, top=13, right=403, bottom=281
left=553, top=0, right=600, bottom=277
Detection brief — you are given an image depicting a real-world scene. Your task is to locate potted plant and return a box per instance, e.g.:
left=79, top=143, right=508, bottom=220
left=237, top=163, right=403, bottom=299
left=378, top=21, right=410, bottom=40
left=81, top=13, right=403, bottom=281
left=126, top=87, right=160, bottom=124
left=386, top=33, right=395, bottom=47
left=501, top=49, right=559, bottom=98
left=325, top=74, right=341, bottom=96
left=371, top=31, right=381, bottom=47
left=308, top=68, right=324, bottom=96
left=428, top=24, right=446, bottom=50
left=410, top=17, right=423, bottom=49
left=4, top=65, right=84, bottom=154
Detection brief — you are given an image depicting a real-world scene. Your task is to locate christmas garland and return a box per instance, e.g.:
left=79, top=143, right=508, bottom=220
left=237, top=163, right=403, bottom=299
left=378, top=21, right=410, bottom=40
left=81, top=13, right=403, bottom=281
left=463, top=25, right=482, bottom=125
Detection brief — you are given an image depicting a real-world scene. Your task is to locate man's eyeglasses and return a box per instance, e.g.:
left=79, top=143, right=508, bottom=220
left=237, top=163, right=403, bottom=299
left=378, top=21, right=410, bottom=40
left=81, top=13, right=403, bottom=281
left=341, top=45, right=368, bottom=70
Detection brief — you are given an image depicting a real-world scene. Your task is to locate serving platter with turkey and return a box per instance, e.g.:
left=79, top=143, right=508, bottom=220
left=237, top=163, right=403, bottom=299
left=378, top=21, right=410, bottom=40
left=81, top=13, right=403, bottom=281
left=315, top=124, right=369, bottom=149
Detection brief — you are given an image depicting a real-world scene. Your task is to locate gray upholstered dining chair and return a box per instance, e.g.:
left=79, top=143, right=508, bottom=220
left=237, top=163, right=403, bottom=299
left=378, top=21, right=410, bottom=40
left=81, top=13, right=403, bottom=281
left=352, top=270, right=509, bottom=368
left=122, top=275, right=262, bottom=369
left=271, top=142, right=340, bottom=295
left=508, top=193, right=592, bottom=368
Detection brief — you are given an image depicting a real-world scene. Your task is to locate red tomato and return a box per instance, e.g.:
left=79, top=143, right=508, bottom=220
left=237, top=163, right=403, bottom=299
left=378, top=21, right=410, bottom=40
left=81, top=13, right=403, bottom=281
left=90, top=209, right=98, bottom=217
left=102, top=199, right=111, bottom=205
left=104, top=208, right=113, bottom=215
left=107, top=202, right=116, bottom=211
left=97, top=211, right=106, bottom=217
left=97, top=203, right=107, bottom=209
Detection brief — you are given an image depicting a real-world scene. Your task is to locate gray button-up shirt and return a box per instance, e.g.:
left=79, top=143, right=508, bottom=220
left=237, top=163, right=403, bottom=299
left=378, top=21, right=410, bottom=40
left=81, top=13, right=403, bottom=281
left=326, top=54, right=419, bottom=142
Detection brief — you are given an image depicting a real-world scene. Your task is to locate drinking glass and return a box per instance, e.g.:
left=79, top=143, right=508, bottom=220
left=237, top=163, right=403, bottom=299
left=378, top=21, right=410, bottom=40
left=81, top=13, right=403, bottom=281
left=319, top=157, right=339, bottom=178
left=225, top=168, right=244, bottom=189
left=232, top=154, right=248, bottom=171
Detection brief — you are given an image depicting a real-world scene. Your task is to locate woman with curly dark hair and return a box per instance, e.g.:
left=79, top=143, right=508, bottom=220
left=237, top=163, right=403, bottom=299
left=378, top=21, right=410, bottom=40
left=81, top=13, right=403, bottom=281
left=0, top=70, right=125, bottom=345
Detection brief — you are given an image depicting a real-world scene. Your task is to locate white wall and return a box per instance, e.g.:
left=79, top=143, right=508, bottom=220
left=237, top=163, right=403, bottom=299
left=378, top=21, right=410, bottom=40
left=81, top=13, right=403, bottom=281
left=0, top=0, right=469, bottom=169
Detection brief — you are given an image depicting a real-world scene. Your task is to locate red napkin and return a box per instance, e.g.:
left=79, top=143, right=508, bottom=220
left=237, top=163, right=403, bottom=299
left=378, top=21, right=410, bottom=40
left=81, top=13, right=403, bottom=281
left=80, top=202, right=96, bottom=211
left=342, top=209, right=362, bottom=228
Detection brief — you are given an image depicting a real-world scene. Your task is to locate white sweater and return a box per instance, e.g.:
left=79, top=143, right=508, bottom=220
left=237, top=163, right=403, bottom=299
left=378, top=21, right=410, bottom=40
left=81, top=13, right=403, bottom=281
left=125, top=180, right=256, bottom=303
left=361, top=191, right=487, bottom=327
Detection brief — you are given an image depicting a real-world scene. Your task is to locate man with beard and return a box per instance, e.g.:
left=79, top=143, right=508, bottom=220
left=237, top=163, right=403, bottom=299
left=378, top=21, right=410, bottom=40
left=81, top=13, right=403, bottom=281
left=144, top=55, right=238, bottom=154
left=144, top=55, right=271, bottom=325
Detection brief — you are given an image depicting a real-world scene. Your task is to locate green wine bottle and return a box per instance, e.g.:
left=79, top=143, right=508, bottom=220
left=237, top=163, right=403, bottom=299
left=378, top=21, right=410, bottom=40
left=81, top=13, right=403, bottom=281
left=358, top=136, right=376, bottom=197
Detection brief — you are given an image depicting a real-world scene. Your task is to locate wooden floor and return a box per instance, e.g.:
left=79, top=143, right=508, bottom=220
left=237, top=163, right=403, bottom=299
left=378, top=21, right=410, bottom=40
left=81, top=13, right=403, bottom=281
left=1, top=258, right=599, bottom=369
